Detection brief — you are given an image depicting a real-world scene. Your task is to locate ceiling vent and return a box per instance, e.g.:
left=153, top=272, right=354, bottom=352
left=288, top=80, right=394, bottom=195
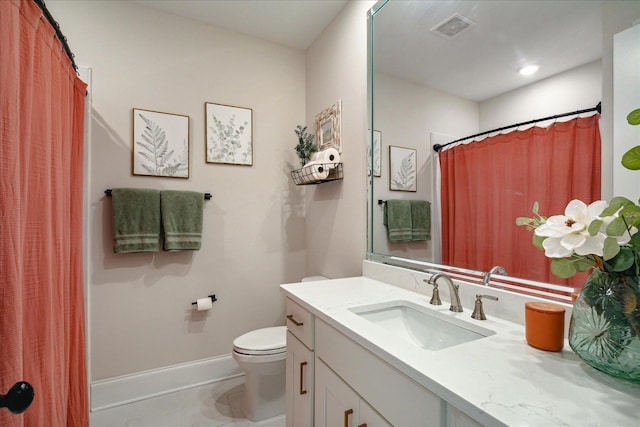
left=431, top=13, right=475, bottom=39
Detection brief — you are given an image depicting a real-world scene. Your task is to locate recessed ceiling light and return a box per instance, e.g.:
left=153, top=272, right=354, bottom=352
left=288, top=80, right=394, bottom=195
left=519, top=65, right=539, bottom=76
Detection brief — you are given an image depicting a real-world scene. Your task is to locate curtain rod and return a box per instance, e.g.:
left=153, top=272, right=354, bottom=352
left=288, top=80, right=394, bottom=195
left=33, top=0, right=78, bottom=71
left=433, top=102, right=601, bottom=152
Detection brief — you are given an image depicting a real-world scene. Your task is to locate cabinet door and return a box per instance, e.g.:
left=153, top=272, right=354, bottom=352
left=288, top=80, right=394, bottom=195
left=360, top=399, right=392, bottom=427
left=315, top=359, right=360, bottom=427
left=446, top=403, right=483, bottom=427
left=315, top=359, right=391, bottom=427
left=286, top=331, right=314, bottom=427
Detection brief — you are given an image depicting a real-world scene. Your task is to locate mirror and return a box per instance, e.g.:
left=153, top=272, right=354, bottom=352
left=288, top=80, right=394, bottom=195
left=368, top=0, right=612, bottom=296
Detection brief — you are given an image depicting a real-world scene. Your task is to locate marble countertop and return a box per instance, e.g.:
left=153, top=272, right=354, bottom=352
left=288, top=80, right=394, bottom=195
left=280, top=277, right=640, bottom=427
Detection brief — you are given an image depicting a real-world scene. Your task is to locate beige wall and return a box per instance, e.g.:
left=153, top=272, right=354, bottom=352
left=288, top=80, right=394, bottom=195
left=49, top=1, right=308, bottom=380
left=371, top=72, right=479, bottom=260
left=304, top=0, right=375, bottom=279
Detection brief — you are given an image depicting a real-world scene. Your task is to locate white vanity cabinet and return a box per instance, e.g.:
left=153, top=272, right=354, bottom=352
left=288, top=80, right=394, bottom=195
left=285, top=299, right=315, bottom=427
left=315, top=319, right=444, bottom=426
left=285, top=297, right=482, bottom=427
left=315, top=359, right=390, bottom=427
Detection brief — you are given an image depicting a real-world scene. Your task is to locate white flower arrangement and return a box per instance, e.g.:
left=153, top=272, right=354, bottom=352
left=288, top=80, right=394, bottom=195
left=517, top=198, right=640, bottom=278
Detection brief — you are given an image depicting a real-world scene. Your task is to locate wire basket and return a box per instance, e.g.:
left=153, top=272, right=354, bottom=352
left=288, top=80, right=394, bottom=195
left=291, top=163, right=343, bottom=185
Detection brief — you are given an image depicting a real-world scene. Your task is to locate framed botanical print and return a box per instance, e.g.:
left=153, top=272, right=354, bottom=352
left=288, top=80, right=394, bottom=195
left=205, top=102, right=253, bottom=166
left=370, top=130, right=382, bottom=177
left=315, top=100, right=342, bottom=153
left=389, top=145, right=416, bottom=192
left=132, top=108, right=189, bottom=178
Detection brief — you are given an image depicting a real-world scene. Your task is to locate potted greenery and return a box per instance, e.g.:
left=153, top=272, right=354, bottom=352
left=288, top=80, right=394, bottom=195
left=294, top=125, right=316, bottom=167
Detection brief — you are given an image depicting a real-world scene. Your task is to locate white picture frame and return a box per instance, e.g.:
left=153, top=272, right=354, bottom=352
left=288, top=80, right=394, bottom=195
left=132, top=108, right=189, bottom=178
left=205, top=102, right=253, bottom=166
left=389, top=145, right=417, bottom=192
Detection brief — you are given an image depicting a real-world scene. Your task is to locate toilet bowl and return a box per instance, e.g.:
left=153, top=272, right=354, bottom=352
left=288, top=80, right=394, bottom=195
left=232, top=326, right=287, bottom=422
left=232, top=276, right=327, bottom=422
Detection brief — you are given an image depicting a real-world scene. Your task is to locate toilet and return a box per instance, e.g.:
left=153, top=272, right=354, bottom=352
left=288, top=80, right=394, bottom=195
left=232, top=275, right=328, bottom=422
left=232, top=326, right=287, bottom=421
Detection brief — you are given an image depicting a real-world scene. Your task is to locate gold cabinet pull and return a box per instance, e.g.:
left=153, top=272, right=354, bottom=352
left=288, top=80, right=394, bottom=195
left=344, top=408, right=353, bottom=427
left=299, top=361, right=308, bottom=395
left=286, top=314, right=303, bottom=326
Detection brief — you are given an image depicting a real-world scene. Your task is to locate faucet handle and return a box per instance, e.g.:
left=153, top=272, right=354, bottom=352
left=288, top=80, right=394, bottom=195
left=424, top=279, right=443, bottom=305
left=430, top=284, right=443, bottom=305
left=471, top=294, right=499, bottom=320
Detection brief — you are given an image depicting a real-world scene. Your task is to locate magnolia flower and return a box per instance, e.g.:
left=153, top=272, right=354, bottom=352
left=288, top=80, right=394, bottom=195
left=534, top=199, right=609, bottom=258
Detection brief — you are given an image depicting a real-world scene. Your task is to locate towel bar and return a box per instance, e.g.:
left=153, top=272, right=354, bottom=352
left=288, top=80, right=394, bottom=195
left=105, top=189, right=212, bottom=200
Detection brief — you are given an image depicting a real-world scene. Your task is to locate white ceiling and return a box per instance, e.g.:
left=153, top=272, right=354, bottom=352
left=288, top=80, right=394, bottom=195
left=132, top=0, right=348, bottom=50
left=373, top=0, right=605, bottom=102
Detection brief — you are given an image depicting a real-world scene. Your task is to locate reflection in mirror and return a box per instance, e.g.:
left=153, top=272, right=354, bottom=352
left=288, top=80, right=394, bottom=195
left=367, top=0, right=620, bottom=299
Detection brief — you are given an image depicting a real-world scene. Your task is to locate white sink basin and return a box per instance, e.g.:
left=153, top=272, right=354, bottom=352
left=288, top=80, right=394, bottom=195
left=349, top=300, right=495, bottom=351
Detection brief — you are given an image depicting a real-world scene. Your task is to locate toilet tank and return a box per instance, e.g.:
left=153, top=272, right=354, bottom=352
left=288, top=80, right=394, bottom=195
left=301, top=276, right=328, bottom=282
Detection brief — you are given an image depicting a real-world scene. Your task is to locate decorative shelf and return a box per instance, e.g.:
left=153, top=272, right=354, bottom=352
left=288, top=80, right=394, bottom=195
left=291, top=163, right=343, bottom=185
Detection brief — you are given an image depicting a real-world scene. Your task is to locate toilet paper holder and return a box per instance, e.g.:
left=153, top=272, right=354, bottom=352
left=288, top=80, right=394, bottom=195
left=191, top=294, right=217, bottom=306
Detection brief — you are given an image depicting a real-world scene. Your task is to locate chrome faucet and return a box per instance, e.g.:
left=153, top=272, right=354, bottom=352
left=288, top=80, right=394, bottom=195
left=483, top=266, right=507, bottom=287
left=426, top=273, right=463, bottom=312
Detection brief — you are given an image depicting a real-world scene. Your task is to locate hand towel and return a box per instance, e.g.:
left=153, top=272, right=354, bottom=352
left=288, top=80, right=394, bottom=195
left=112, top=188, right=161, bottom=253
left=161, top=190, right=204, bottom=250
left=383, top=199, right=412, bottom=242
left=411, top=200, right=431, bottom=241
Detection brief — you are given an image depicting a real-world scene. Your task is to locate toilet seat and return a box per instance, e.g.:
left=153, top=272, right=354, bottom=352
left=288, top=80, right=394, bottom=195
left=233, top=326, right=286, bottom=356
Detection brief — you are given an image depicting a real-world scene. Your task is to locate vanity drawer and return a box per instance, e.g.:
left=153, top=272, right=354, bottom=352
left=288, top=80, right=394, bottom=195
left=286, top=298, right=314, bottom=349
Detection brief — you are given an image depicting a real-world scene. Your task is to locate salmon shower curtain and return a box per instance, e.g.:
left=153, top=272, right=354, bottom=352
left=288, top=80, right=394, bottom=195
left=0, top=0, right=88, bottom=425
left=439, top=115, right=601, bottom=289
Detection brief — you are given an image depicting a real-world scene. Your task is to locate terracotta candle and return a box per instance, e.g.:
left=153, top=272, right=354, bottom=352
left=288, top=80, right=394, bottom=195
left=525, top=302, right=565, bottom=352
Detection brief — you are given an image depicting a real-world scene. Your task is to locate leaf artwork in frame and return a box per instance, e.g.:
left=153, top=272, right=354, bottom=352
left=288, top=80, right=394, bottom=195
left=132, top=109, right=189, bottom=178
left=389, top=145, right=417, bottom=192
left=205, top=102, right=253, bottom=166
left=368, top=130, right=382, bottom=177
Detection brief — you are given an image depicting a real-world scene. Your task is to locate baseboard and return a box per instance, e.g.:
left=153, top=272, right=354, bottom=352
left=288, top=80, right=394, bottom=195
left=90, top=354, right=243, bottom=411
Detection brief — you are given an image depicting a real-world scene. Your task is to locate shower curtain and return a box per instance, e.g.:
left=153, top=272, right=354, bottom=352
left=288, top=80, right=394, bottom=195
left=0, top=0, right=88, bottom=425
left=439, top=115, right=601, bottom=289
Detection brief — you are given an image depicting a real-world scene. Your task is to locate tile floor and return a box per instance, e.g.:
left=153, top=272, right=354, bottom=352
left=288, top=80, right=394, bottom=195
left=89, top=376, right=285, bottom=427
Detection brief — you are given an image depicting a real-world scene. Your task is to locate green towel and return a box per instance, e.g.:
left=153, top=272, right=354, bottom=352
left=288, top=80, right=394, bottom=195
left=112, top=188, right=161, bottom=253
left=384, top=200, right=412, bottom=242
left=161, top=190, right=204, bottom=251
left=411, top=200, right=431, bottom=241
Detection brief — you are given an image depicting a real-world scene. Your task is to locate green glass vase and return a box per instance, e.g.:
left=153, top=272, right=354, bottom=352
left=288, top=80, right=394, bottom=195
left=568, top=269, right=640, bottom=382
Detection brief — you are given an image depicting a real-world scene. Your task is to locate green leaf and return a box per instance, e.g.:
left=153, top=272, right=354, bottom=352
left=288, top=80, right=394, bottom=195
left=606, top=248, right=635, bottom=272
left=532, top=234, right=546, bottom=250
left=532, top=201, right=539, bottom=215
left=573, top=257, right=595, bottom=272
left=588, top=219, right=603, bottom=236
left=550, top=258, right=577, bottom=278
left=627, top=108, right=640, bottom=125
left=622, top=146, right=640, bottom=170
left=600, top=198, right=631, bottom=217
left=603, top=237, right=621, bottom=260
left=515, top=217, right=532, bottom=226
left=629, top=231, right=640, bottom=250
left=606, top=217, right=628, bottom=236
